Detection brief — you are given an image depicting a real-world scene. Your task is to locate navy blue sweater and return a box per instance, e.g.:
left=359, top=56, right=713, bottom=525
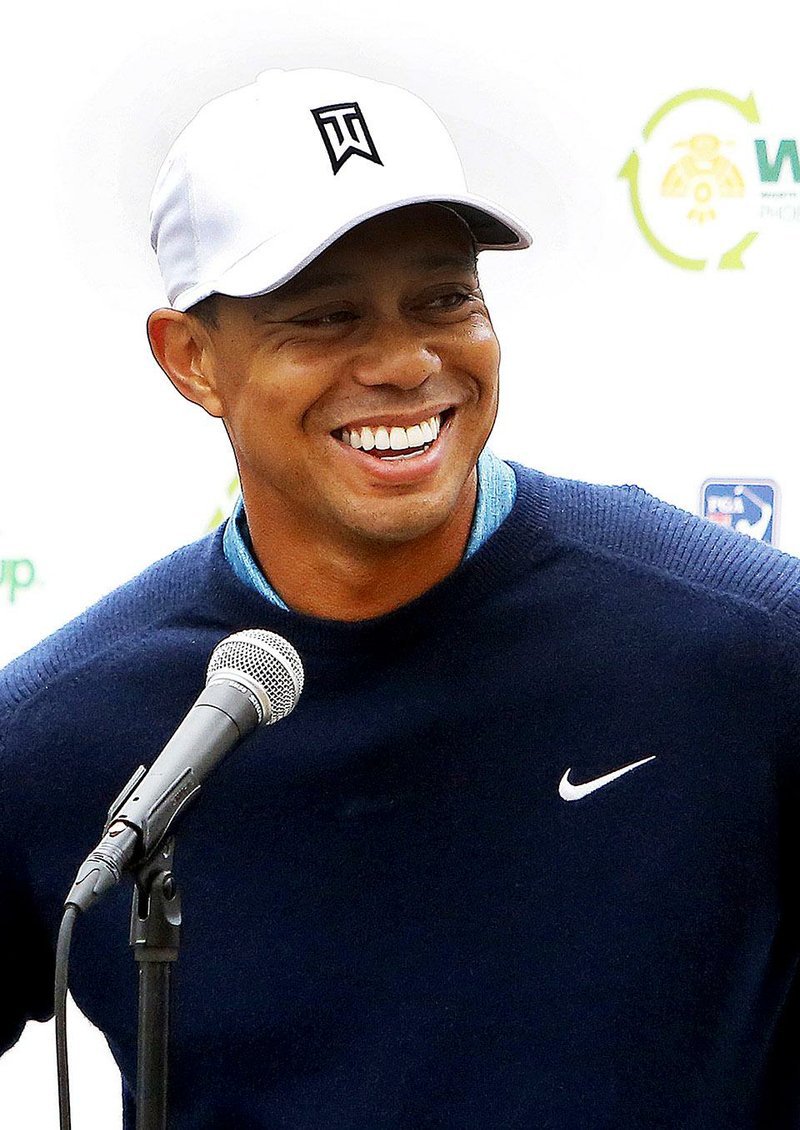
left=2, top=464, right=800, bottom=1128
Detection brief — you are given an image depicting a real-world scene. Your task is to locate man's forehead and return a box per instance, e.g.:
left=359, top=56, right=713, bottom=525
left=257, top=207, right=478, bottom=307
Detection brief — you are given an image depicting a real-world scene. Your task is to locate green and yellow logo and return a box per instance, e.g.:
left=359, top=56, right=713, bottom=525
left=661, top=133, right=745, bottom=223
left=620, top=88, right=800, bottom=270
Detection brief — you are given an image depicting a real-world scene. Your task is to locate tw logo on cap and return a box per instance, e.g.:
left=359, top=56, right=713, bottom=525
left=311, top=102, right=383, bottom=174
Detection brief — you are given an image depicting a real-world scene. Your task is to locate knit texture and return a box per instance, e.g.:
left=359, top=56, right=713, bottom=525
left=1, top=464, right=799, bottom=1128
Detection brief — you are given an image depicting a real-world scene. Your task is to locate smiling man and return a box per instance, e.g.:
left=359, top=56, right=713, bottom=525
left=149, top=204, right=502, bottom=620
left=2, top=68, right=800, bottom=1130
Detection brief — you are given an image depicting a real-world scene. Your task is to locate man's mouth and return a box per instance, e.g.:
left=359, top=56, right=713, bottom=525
left=332, top=410, right=452, bottom=460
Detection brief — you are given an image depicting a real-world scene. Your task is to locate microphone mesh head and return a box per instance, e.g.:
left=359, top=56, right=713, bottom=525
left=206, top=629, right=304, bottom=724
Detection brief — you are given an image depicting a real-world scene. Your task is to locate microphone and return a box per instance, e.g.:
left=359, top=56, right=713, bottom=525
left=65, top=629, right=304, bottom=913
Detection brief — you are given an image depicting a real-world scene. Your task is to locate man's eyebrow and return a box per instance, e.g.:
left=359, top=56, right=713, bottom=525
left=251, top=252, right=478, bottom=321
left=252, top=272, right=357, bottom=319
left=412, top=251, right=478, bottom=274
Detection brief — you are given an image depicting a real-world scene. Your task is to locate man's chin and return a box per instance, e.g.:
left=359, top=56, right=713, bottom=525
left=335, top=476, right=478, bottom=550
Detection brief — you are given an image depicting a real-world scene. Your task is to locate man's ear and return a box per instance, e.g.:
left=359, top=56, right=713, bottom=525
left=146, top=308, right=225, bottom=418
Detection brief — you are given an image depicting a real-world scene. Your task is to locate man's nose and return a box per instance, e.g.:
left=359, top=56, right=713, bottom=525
left=350, top=321, right=442, bottom=388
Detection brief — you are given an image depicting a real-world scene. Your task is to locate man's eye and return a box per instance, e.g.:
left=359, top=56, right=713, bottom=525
left=429, top=291, right=475, bottom=310
left=293, top=310, right=357, bottom=327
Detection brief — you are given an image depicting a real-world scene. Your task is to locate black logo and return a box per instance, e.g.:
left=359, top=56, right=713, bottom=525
left=311, top=102, right=383, bottom=175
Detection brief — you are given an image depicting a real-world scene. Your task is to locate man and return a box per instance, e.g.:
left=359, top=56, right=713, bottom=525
left=148, top=203, right=505, bottom=622
left=1, top=68, right=799, bottom=1129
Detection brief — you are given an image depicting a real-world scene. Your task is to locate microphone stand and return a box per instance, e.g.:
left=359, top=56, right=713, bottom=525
left=129, top=838, right=182, bottom=1130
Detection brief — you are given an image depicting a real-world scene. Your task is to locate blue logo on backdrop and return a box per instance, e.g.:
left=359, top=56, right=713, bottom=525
left=701, top=479, right=778, bottom=546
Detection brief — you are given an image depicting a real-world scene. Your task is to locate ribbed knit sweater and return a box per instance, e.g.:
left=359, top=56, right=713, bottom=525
left=1, top=464, right=799, bottom=1128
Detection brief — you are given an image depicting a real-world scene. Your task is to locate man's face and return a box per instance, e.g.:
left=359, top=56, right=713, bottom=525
left=200, top=204, right=501, bottom=552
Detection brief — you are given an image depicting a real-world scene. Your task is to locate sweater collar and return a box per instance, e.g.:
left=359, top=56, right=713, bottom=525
left=194, top=463, right=554, bottom=656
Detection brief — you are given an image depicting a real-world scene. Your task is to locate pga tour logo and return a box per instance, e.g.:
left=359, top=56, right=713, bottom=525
left=701, top=479, right=778, bottom=546
left=311, top=102, right=383, bottom=175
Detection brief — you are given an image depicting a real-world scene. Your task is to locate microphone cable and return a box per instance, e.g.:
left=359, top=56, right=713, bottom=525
left=55, top=904, right=80, bottom=1130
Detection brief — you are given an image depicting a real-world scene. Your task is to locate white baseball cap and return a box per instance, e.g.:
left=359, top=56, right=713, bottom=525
left=150, top=68, right=532, bottom=312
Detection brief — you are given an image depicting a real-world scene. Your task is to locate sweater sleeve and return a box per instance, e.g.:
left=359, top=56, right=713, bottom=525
left=773, top=590, right=800, bottom=787
left=0, top=688, right=56, bottom=1056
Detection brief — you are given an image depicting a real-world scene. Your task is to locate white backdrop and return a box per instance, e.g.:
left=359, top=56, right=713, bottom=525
left=2, top=0, right=799, bottom=1124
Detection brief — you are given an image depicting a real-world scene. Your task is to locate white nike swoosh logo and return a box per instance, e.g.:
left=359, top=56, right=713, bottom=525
left=558, top=756, right=657, bottom=801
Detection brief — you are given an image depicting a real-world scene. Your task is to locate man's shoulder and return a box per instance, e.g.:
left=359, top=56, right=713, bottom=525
left=515, top=465, right=800, bottom=620
left=0, top=530, right=225, bottom=720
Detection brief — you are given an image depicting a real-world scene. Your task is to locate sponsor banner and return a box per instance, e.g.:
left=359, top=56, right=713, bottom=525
left=701, top=479, right=779, bottom=545
left=620, top=87, right=799, bottom=270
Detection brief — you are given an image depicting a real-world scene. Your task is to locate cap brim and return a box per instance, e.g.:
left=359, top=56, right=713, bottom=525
left=174, top=193, right=531, bottom=311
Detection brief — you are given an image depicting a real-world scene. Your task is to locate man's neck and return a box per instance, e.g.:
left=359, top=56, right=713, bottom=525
left=241, top=476, right=477, bottom=622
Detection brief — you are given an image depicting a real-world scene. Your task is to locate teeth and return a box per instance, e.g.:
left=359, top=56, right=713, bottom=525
left=382, top=449, right=428, bottom=460
left=339, top=413, right=444, bottom=451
